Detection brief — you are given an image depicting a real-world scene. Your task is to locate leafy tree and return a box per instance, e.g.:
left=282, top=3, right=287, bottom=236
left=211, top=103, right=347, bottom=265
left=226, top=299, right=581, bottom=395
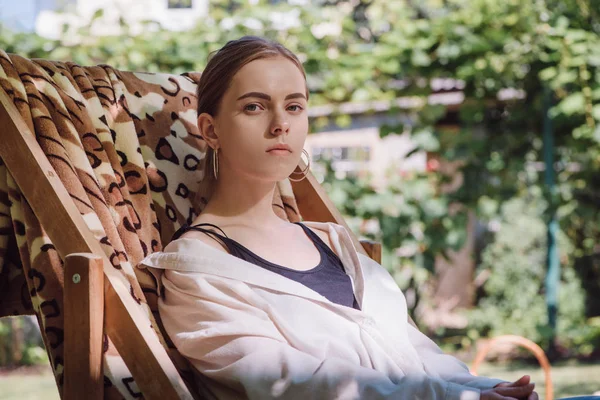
left=468, top=189, right=589, bottom=355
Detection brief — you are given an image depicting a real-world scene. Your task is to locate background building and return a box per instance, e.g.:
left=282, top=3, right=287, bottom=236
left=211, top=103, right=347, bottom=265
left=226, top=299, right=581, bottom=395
left=34, top=0, right=209, bottom=39
left=0, top=0, right=208, bottom=36
left=0, top=0, right=64, bottom=32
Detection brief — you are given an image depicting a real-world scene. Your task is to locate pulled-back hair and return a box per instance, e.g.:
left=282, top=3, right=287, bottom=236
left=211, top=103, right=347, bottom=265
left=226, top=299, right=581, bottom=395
left=197, top=35, right=308, bottom=117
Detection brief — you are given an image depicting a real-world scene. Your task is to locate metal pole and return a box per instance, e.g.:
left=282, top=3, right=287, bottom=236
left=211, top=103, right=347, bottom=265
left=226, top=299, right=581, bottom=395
left=543, top=87, right=559, bottom=356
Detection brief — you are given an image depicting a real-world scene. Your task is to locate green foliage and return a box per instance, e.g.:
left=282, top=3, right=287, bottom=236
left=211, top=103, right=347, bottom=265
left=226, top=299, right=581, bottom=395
left=468, top=190, right=587, bottom=353
left=20, top=346, right=49, bottom=366
left=0, top=317, right=47, bottom=367
left=375, top=0, right=600, bottom=268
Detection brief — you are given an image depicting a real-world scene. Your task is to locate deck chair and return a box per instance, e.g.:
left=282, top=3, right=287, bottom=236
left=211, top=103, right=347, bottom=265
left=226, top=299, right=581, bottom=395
left=0, top=52, right=383, bottom=400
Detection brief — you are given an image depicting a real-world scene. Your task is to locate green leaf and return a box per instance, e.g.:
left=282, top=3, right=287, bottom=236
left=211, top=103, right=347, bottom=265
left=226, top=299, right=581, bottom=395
left=334, top=114, right=352, bottom=128
left=411, top=128, right=440, bottom=152
left=91, top=8, right=105, bottom=21
left=539, top=67, right=557, bottom=81
left=554, top=92, right=585, bottom=116
left=592, top=104, right=600, bottom=121
left=379, top=123, right=404, bottom=138
left=411, top=50, right=431, bottom=67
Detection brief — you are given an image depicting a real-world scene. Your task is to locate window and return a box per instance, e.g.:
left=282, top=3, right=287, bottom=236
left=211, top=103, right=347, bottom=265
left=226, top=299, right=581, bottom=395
left=168, top=0, right=192, bottom=8
left=312, top=146, right=371, bottom=162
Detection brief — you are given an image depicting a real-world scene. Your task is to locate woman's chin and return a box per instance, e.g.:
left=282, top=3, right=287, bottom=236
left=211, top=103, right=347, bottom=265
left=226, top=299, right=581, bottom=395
left=257, top=166, right=301, bottom=183
left=249, top=172, right=297, bottom=184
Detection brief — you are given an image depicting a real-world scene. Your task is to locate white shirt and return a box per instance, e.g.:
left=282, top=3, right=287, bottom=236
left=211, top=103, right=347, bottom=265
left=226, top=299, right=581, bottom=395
left=141, top=221, right=503, bottom=399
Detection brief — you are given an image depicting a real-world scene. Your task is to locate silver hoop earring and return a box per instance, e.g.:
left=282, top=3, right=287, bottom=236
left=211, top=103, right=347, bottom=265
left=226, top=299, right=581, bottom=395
left=212, top=148, right=219, bottom=179
left=289, top=149, right=310, bottom=182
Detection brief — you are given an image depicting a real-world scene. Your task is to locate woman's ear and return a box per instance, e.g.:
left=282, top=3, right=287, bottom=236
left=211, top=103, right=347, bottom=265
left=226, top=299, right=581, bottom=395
left=197, top=112, right=220, bottom=149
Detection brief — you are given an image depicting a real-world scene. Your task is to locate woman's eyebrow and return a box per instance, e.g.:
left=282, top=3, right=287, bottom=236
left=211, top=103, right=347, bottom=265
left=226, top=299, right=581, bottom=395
left=237, top=92, right=306, bottom=101
left=284, top=93, right=306, bottom=100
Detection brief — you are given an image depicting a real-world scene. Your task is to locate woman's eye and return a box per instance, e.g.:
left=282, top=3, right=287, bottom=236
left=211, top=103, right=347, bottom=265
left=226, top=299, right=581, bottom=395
left=244, top=104, right=261, bottom=112
left=287, top=105, right=304, bottom=112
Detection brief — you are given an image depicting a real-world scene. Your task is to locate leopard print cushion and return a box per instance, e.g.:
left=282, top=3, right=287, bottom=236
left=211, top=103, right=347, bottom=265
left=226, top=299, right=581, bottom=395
left=0, top=52, right=301, bottom=399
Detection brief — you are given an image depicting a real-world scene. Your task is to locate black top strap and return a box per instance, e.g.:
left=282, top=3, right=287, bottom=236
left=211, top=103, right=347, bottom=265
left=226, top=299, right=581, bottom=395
left=171, top=222, right=232, bottom=252
left=294, top=223, right=341, bottom=264
left=188, top=223, right=229, bottom=238
left=172, top=223, right=228, bottom=240
left=172, top=221, right=340, bottom=268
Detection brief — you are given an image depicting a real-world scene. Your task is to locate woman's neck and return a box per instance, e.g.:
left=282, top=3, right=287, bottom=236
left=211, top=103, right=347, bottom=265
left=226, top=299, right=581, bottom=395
left=201, top=169, right=286, bottom=229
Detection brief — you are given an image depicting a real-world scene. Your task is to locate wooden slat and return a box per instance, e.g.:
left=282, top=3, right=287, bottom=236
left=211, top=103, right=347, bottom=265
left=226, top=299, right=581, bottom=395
left=0, top=87, right=193, bottom=399
left=290, top=161, right=369, bottom=256
left=359, top=240, right=382, bottom=264
left=64, top=253, right=104, bottom=400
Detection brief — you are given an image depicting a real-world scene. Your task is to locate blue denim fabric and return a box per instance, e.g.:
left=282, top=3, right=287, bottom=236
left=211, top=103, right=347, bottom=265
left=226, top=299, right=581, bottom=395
left=557, top=397, right=600, bottom=400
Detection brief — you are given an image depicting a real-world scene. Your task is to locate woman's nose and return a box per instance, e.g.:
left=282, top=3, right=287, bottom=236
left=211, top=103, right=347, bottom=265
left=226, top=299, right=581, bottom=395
left=270, top=119, right=290, bottom=136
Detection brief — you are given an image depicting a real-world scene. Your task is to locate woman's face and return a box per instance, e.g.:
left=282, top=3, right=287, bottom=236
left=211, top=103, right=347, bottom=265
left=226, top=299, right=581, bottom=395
left=210, top=56, right=309, bottom=183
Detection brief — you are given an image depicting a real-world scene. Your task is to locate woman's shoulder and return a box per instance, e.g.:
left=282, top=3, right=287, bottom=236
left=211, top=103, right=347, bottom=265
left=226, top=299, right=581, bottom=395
left=140, top=217, right=230, bottom=266
left=140, top=236, right=227, bottom=273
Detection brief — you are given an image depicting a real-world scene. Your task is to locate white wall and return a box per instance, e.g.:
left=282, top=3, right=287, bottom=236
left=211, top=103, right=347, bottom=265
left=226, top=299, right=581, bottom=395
left=305, top=127, right=427, bottom=189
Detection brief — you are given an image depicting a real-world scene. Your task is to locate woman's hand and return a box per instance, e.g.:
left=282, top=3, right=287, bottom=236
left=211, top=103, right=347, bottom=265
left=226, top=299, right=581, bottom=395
left=480, top=375, right=539, bottom=400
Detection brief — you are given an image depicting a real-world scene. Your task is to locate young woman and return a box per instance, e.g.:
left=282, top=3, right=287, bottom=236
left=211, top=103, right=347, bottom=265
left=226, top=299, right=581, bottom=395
left=141, top=36, right=538, bottom=400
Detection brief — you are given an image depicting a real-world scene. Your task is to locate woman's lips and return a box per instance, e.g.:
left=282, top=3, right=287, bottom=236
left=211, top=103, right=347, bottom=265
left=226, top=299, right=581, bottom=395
left=267, top=149, right=292, bottom=155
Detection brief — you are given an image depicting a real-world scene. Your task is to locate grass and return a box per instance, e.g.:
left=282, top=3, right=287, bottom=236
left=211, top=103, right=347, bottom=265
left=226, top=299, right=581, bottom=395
left=0, top=360, right=598, bottom=399
left=0, top=366, right=59, bottom=400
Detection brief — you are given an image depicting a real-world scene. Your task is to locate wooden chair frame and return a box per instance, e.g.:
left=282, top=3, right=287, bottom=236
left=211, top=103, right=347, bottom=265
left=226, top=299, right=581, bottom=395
left=0, top=84, right=381, bottom=399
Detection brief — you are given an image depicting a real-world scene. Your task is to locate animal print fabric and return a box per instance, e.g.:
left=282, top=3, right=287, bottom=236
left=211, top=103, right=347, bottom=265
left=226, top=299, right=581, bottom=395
left=0, top=52, right=301, bottom=399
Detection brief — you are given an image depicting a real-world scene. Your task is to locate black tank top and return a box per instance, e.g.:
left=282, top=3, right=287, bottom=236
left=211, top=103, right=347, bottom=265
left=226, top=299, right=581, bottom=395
left=172, top=222, right=360, bottom=310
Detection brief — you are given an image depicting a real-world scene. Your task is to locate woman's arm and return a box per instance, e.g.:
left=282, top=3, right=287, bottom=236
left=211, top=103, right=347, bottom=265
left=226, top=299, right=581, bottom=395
left=406, top=322, right=506, bottom=391
left=159, top=270, right=484, bottom=400
left=352, top=249, right=505, bottom=392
